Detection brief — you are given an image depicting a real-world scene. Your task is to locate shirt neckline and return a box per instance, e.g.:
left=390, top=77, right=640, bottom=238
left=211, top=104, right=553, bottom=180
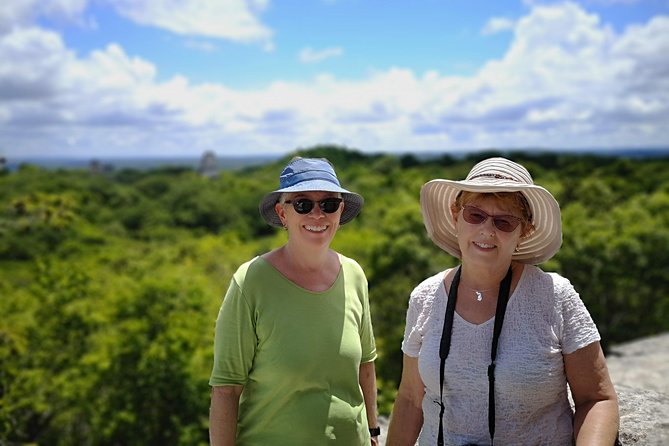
left=439, top=265, right=530, bottom=327
left=257, top=255, right=343, bottom=295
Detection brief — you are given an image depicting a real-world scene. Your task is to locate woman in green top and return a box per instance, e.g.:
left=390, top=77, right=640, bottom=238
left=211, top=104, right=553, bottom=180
left=209, top=157, right=380, bottom=445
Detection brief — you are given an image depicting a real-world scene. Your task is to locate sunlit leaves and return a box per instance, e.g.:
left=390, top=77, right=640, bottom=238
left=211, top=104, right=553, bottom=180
left=0, top=149, right=668, bottom=444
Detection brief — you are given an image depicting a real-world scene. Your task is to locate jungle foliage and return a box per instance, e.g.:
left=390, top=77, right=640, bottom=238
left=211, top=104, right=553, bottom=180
left=1, top=146, right=668, bottom=445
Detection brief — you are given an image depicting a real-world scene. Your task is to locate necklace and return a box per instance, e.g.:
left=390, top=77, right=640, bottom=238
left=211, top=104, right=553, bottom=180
left=459, top=265, right=515, bottom=302
left=461, top=284, right=497, bottom=302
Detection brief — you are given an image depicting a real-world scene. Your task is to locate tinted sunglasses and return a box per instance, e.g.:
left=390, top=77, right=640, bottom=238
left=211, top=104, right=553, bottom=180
left=461, top=205, right=522, bottom=232
left=284, top=197, right=343, bottom=214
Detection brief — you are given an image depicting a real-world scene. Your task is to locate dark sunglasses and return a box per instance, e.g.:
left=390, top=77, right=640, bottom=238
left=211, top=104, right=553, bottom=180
left=284, top=197, right=343, bottom=214
left=461, top=205, right=522, bottom=232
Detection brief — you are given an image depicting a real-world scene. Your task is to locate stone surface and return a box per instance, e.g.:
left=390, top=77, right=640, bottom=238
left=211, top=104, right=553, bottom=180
left=614, top=385, right=669, bottom=445
left=607, top=333, right=669, bottom=395
left=607, top=333, right=669, bottom=446
left=377, top=333, right=669, bottom=445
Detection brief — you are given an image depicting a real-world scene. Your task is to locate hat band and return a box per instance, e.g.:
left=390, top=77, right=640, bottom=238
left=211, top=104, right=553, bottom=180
left=280, top=169, right=340, bottom=188
left=469, top=173, right=520, bottom=182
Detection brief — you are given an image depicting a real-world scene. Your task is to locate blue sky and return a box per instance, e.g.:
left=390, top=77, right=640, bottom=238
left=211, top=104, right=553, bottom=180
left=1, top=0, right=668, bottom=158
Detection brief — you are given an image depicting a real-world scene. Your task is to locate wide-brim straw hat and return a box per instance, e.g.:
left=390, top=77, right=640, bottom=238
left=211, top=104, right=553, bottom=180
left=420, top=157, right=562, bottom=264
left=259, top=157, right=364, bottom=227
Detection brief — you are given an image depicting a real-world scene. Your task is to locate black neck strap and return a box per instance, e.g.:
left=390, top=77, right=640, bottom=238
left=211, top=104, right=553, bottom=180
left=437, top=265, right=513, bottom=446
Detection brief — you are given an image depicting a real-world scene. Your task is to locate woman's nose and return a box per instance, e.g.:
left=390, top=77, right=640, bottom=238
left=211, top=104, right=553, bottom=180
left=308, top=202, right=324, bottom=217
left=480, top=217, right=496, bottom=234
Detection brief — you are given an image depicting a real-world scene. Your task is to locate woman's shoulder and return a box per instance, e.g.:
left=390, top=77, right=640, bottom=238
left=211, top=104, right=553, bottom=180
left=409, top=269, right=449, bottom=307
left=401, top=270, right=449, bottom=347
left=232, top=256, right=265, bottom=286
left=337, top=252, right=362, bottom=268
left=522, top=266, right=599, bottom=350
left=522, top=264, right=566, bottom=286
left=338, top=255, right=370, bottom=298
left=521, top=265, right=579, bottom=307
left=529, top=266, right=575, bottom=290
left=336, top=252, right=367, bottom=278
left=414, top=269, right=447, bottom=290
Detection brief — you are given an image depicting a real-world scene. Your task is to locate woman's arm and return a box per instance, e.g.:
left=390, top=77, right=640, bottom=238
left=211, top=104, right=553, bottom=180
left=565, top=341, right=619, bottom=446
left=360, top=360, right=379, bottom=445
left=209, top=384, right=244, bottom=446
left=386, top=354, right=425, bottom=446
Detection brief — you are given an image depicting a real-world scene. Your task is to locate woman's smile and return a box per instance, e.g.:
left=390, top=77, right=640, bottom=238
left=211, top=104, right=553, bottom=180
left=473, top=241, right=496, bottom=250
left=304, top=224, right=328, bottom=233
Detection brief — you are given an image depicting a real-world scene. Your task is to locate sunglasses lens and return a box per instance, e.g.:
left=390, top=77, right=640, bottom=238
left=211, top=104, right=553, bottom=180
left=289, top=198, right=342, bottom=214
left=492, top=217, right=519, bottom=232
left=292, top=199, right=314, bottom=214
left=320, top=198, right=342, bottom=213
left=462, top=206, right=520, bottom=232
left=463, top=207, right=487, bottom=224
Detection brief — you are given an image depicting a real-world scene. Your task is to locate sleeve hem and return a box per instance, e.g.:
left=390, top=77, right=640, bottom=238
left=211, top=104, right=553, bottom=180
left=209, top=378, right=247, bottom=387
left=563, top=335, right=601, bottom=355
left=361, top=351, right=378, bottom=363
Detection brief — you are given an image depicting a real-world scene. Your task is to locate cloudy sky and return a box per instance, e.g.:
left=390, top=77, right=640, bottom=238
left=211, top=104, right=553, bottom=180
left=1, top=0, right=668, bottom=158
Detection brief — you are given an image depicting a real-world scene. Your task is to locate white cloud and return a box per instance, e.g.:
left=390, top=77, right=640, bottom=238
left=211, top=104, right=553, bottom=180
left=0, top=27, right=73, bottom=101
left=1, top=2, right=668, bottom=157
left=445, top=3, right=669, bottom=149
left=482, top=17, right=516, bottom=35
left=0, top=0, right=89, bottom=32
left=107, top=0, right=273, bottom=46
left=0, top=0, right=273, bottom=46
left=298, top=46, right=344, bottom=63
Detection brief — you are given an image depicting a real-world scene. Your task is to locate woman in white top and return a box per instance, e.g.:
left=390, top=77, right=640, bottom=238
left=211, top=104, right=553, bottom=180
left=386, top=158, right=619, bottom=446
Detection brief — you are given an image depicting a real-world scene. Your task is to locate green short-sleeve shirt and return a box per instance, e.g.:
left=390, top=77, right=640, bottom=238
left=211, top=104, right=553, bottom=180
left=209, top=254, right=377, bottom=445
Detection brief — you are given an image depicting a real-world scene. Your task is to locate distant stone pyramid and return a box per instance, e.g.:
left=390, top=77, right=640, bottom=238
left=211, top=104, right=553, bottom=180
left=198, top=150, right=219, bottom=177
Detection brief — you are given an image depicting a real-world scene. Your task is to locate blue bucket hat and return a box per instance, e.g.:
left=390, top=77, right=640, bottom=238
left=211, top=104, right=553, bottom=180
left=259, top=157, right=364, bottom=227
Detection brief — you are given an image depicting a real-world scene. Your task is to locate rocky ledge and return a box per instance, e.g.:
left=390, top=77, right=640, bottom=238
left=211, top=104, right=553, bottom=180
left=607, top=333, right=669, bottom=445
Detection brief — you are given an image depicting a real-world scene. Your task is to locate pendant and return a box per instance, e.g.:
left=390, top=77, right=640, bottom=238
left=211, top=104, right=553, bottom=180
left=475, top=291, right=483, bottom=302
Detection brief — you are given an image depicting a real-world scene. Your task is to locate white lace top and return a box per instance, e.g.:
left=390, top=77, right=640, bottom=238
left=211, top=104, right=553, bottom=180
left=402, top=265, right=600, bottom=446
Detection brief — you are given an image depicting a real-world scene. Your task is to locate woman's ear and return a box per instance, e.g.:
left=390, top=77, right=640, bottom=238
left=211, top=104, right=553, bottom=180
left=450, top=204, right=460, bottom=224
left=275, top=202, right=287, bottom=227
